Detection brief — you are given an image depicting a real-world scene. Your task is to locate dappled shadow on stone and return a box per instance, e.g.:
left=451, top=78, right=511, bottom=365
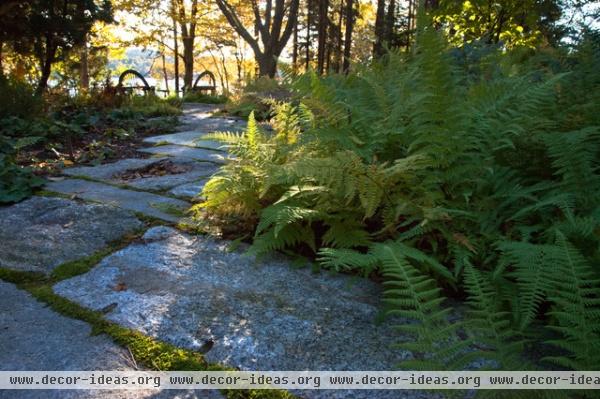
left=53, top=226, right=439, bottom=399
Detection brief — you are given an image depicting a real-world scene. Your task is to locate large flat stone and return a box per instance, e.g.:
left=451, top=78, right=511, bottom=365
left=63, top=158, right=165, bottom=181
left=138, top=144, right=228, bottom=164
left=53, top=227, right=424, bottom=399
left=63, top=158, right=218, bottom=191
left=182, top=103, right=222, bottom=115
left=0, top=281, right=220, bottom=399
left=143, top=128, right=242, bottom=148
left=168, top=179, right=208, bottom=199
left=150, top=118, right=245, bottom=141
left=45, top=179, right=189, bottom=223
left=0, top=196, right=142, bottom=274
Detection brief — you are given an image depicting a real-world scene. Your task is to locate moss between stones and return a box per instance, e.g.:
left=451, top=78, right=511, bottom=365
left=148, top=201, right=188, bottom=218
left=1, top=251, right=293, bottom=399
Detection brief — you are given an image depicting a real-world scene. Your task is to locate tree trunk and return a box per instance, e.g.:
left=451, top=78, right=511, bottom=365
left=305, top=0, right=312, bottom=69
left=182, top=36, right=194, bottom=89
left=373, top=0, right=386, bottom=57
left=0, top=41, right=4, bottom=78
left=36, top=39, right=56, bottom=95
left=334, top=1, right=344, bottom=72
left=316, top=0, right=329, bottom=74
left=218, top=47, right=229, bottom=93
left=257, top=53, right=278, bottom=78
left=384, top=0, right=396, bottom=47
left=215, top=0, right=299, bottom=78
left=406, top=0, right=413, bottom=51
left=172, top=10, right=180, bottom=96
left=161, top=51, right=170, bottom=94
left=209, top=50, right=226, bottom=92
left=292, top=17, right=298, bottom=71
left=342, top=0, right=354, bottom=73
left=79, top=37, right=89, bottom=93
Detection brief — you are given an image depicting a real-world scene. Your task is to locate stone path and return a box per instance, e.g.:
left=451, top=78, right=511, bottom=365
left=0, top=197, right=142, bottom=274
left=0, top=281, right=221, bottom=399
left=0, top=103, right=432, bottom=399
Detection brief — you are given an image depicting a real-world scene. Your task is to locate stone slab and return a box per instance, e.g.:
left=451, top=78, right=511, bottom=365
left=168, top=179, right=208, bottom=199
left=53, top=227, right=430, bottom=399
left=144, top=118, right=246, bottom=147
left=63, top=158, right=218, bottom=191
left=45, top=179, right=189, bottom=223
left=138, top=145, right=228, bottom=164
left=147, top=133, right=226, bottom=152
left=0, top=281, right=221, bottom=399
left=0, top=196, right=142, bottom=274
left=182, top=103, right=222, bottom=116
left=63, top=158, right=166, bottom=181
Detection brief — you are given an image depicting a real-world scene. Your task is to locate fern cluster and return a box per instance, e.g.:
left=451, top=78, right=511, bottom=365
left=193, top=29, right=600, bottom=379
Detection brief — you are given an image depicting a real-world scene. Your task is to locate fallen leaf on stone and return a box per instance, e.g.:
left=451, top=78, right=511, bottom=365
left=113, top=282, right=128, bottom=292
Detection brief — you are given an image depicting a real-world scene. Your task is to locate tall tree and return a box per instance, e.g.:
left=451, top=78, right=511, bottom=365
left=373, top=0, right=386, bottom=57
left=342, top=0, right=355, bottom=73
left=316, top=0, right=329, bottom=74
left=215, top=0, right=300, bottom=77
left=305, top=0, right=313, bottom=69
left=173, top=0, right=199, bottom=89
left=9, top=0, right=113, bottom=93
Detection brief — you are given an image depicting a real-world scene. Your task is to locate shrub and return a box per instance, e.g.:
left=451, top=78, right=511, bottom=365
left=0, top=76, right=43, bottom=119
left=121, top=95, right=181, bottom=117
left=183, top=91, right=228, bottom=104
left=225, top=77, right=291, bottom=121
left=0, top=134, right=44, bottom=203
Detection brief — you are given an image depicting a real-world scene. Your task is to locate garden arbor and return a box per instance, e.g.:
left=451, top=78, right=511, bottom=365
left=189, top=70, right=217, bottom=95
left=116, top=69, right=154, bottom=95
left=115, top=69, right=217, bottom=97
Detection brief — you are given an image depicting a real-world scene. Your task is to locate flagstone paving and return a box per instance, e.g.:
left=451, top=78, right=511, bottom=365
left=45, top=179, right=189, bottom=223
left=0, top=281, right=222, bottom=399
left=137, top=144, right=228, bottom=164
left=63, top=158, right=219, bottom=191
left=0, top=196, right=142, bottom=274
left=0, top=103, right=437, bottom=399
left=144, top=120, right=244, bottom=147
left=167, top=179, right=208, bottom=200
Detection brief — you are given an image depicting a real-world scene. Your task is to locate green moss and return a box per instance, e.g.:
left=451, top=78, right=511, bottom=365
left=34, top=190, right=73, bottom=199
left=149, top=201, right=188, bottom=218
left=0, top=268, right=46, bottom=285
left=132, top=211, right=170, bottom=227
left=50, top=254, right=105, bottom=281
left=1, top=276, right=292, bottom=398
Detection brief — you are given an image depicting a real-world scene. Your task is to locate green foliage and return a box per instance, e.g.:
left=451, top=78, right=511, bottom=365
left=194, top=29, right=600, bottom=375
left=0, top=76, right=43, bottom=119
left=0, top=134, right=44, bottom=203
left=225, top=77, right=291, bottom=121
left=121, top=95, right=181, bottom=117
left=183, top=91, right=229, bottom=104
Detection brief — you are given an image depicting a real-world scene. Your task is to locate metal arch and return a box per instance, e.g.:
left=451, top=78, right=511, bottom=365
left=192, top=70, right=217, bottom=90
left=117, top=69, right=154, bottom=95
left=118, top=69, right=151, bottom=88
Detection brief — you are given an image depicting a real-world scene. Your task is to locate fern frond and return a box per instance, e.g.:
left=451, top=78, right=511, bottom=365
left=544, top=232, right=600, bottom=370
